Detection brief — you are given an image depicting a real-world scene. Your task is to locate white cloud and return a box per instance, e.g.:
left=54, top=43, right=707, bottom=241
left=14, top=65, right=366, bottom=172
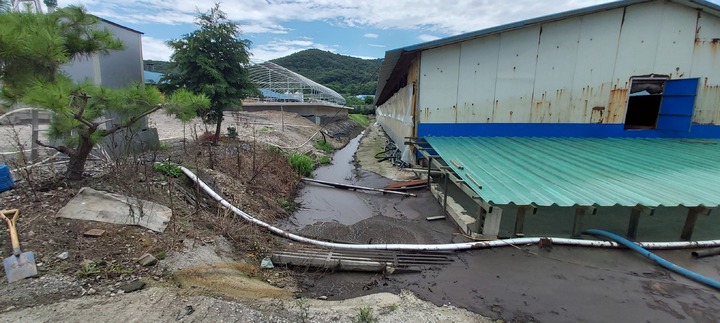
left=418, top=34, right=440, bottom=42
left=363, top=33, right=379, bottom=38
left=66, top=0, right=615, bottom=37
left=142, top=36, right=172, bottom=61
left=367, top=43, right=386, bottom=48
left=250, top=38, right=337, bottom=62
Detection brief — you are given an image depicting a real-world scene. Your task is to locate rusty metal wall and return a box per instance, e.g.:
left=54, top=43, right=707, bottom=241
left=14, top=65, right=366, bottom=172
left=417, top=0, right=720, bottom=125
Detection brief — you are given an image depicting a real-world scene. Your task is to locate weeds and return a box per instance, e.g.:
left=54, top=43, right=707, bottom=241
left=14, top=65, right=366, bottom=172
left=259, top=126, right=272, bottom=132
left=313, top=139, right=334, bottom=153
left=294, top=297, right=311, bottom=323
left=349, top=114, right=370, bottom=127
left=76, top=261, right=101, bottom=277
left=288, top=152, right=313, bottom=177
left=280, top=199, right=297, bottom=212
left=317, top=155, right=332, bottom=165
left=153, top=161, right=182, bottom=177
left=354, top=307, right=378, bottom=323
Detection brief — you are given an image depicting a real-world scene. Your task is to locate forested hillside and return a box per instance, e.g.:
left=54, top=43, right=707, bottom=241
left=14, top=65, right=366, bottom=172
left=145, top=49, right=383, bottom=99
left=143, top=60, right=171, bottom=73
left=271, top=49, right=382, bottom=97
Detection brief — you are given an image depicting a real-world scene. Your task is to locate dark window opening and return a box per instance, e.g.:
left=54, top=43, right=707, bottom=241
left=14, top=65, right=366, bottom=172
left=624, top=78, right=667, bottom=130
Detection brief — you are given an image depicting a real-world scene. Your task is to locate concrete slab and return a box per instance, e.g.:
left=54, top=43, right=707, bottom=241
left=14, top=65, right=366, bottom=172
left=56, top=187, right=171, bottom=232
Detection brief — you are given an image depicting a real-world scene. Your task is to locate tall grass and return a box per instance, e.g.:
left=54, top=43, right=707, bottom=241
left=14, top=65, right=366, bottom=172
left=349, top=114, right=370, bottom=127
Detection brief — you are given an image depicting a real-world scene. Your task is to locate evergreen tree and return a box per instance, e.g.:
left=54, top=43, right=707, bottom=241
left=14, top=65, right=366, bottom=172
left=164, top=3, right=258, bottom=145
left=0, top=7, right=209, bottom=180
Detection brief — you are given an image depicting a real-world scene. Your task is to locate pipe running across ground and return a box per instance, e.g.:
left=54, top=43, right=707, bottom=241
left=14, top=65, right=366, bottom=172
left=180, top=166, right=720, bottom=251
left=585, top=229, right=720, bottom=290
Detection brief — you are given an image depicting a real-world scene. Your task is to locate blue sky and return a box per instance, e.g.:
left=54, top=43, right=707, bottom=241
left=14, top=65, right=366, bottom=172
left=59, top=0, right=720, bottom=62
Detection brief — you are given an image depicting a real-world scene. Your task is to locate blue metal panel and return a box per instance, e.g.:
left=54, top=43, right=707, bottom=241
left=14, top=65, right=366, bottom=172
left=656, top=78, right=699, bottom=132
left=417, top=123, right=720, bottom=138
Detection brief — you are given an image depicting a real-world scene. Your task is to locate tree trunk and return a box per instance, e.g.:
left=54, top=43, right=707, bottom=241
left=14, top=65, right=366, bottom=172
left=65, top=138, right=94, bottom=181
left=212, top=110, right=222, bottom=145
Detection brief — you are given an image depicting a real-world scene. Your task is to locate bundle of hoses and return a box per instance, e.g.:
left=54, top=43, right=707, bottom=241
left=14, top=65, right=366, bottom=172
left=180, top=166, right=720, bottom=289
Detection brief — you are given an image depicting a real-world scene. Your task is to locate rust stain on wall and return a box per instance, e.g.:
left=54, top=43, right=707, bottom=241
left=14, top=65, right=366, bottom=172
left=607, top=88, right=628, bottom=124
left=590, top=106, right=605, bottom=123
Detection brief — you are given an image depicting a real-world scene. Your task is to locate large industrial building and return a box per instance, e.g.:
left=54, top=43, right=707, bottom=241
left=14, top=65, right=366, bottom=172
left=375, top=0, right=720, bottom=240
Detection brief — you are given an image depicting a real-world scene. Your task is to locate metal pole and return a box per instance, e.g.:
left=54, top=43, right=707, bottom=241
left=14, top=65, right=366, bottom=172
left=301, top=178, right=416, bottom=197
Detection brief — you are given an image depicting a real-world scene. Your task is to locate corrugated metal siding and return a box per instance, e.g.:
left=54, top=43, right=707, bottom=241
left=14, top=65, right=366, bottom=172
left=426, top=136, right=720, bottom=207
left=416, top=0, right=720, bottom=126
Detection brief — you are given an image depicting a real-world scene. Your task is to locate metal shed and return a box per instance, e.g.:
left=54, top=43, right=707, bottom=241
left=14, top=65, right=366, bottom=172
left=377, top=0, right=720, bottom=240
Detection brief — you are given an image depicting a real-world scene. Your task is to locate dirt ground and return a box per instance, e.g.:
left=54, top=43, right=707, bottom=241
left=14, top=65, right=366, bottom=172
left=0, top=111, right=491, bottom=322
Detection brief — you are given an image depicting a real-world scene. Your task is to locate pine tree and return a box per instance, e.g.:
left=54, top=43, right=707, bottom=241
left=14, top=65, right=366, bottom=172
left=164, top=3, right=258, bottom=145
left=0, top=7, right=209, bottom=180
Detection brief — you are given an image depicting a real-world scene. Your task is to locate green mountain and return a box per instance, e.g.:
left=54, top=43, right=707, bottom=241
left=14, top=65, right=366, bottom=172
left=143, top=60, right=171, bottom=74
left=270, top=49, right=382, bottom=97
left=144, top=49, right=383, bottom=98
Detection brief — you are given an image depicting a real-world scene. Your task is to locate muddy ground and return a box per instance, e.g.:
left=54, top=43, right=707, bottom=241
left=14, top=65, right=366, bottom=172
left=0, top=112, right=491, bottom=322
left=283, top=123, right=720, bottom=323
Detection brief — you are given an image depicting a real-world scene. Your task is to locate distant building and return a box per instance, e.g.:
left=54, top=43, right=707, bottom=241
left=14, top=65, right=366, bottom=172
left=143, top=71, right=163, bottom=84
left=62, top=19, right=144, bottom=88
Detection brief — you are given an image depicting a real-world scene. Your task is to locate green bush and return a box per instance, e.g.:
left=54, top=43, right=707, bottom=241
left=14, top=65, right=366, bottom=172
left=317, top=155, right=332, bottom=165
left=153, top=161, right=182, bottom=177
left=313, top=139, right=334, bottom=153
left=288, top=153, right=313, bottom=177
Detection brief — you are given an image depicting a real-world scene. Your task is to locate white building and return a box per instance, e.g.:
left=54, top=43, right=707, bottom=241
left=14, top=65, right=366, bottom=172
left=375, top=0, right=720, bottom=240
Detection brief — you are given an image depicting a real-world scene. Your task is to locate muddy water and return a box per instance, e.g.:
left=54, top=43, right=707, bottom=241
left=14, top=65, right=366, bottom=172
left=281, top=133, right=381, bottom=227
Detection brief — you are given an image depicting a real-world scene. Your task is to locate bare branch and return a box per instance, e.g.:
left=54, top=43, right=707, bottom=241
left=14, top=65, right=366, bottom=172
left=35, top=140, right=73, bottom=156
left=103, top=104, right=164, bottom=137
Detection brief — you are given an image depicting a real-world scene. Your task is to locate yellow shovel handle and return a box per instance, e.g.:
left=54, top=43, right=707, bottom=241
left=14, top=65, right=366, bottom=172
left=0, top=209, right=21, bottom=256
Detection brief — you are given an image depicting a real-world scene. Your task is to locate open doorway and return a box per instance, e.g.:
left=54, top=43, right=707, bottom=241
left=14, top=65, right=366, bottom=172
left=624, top=77, right=668, bottom=130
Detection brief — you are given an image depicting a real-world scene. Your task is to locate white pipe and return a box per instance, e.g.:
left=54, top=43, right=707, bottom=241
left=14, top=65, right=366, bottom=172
left=180, top=166, right=720, bottom=251
left=0, top=107, right=46, bottom=122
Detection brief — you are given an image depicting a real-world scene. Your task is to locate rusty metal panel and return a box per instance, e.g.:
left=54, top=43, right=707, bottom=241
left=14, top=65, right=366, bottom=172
left=418, top=44, right=461, bottom=123
left=531, top=17, right=581, bottom=123
left=570, top=9, right=625, bottom=124
left=691, top=11, right=720, bottom=124
left=455, top=35, right=501, bottom=124
left=493, top=26, right=541, bottom=123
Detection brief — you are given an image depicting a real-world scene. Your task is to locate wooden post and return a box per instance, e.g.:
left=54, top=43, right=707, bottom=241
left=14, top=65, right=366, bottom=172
left=514, top=207, right=526, bottom=237
left=681, top=207, right=710, bottom=241
left=31, top=109, right=39, bottom=160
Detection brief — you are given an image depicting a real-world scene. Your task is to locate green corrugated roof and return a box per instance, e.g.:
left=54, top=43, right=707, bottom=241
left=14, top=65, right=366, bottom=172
left=425, top=137, right=720, bottom=207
